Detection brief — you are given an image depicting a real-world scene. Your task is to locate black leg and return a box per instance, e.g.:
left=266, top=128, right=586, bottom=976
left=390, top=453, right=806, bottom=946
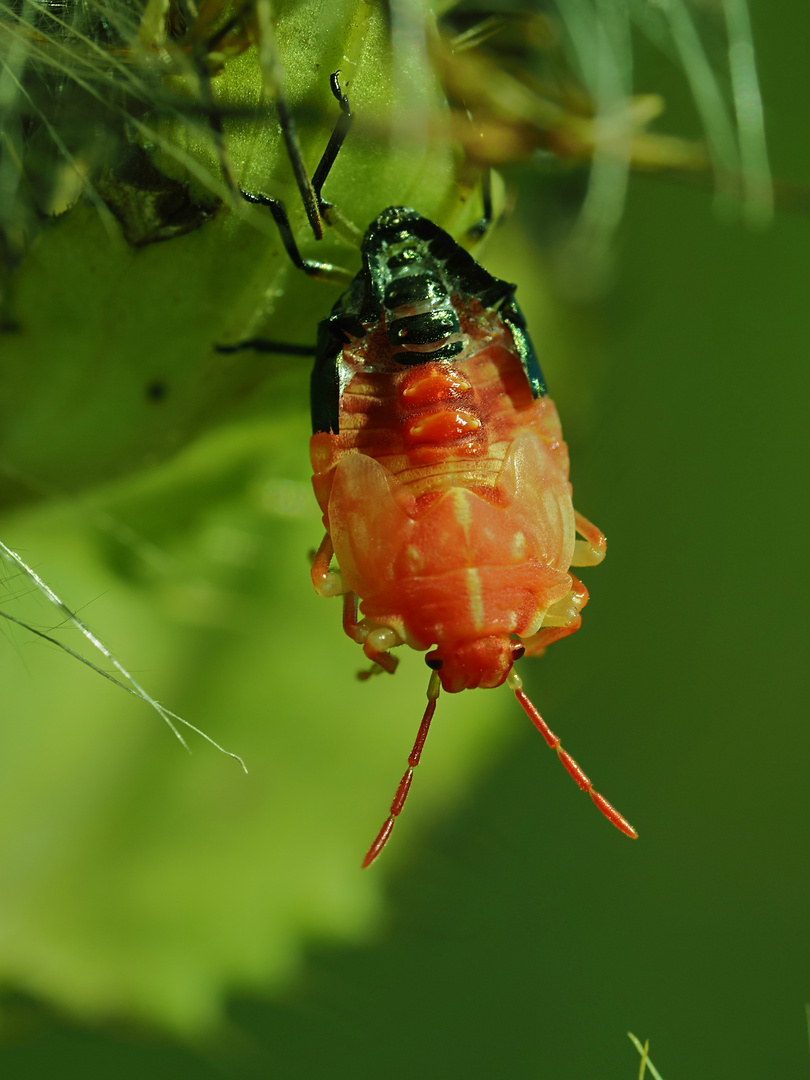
left=238, top=73, right=355, bottom=278
left=467, top=168, right=494, bottom=241
left=215, top=338, right=316, bottom=356
left=238, top=189, right=342, bottom=277
left=247, top=71, right=354, bottom=244
left=276, top=94, right=325, bottom=240
left=193, top=43, right=236, bottom=194
left=312, top=73, right=354, bottom=211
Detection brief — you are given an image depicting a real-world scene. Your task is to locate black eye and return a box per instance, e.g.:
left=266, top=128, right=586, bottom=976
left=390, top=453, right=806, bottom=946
left=425, top=652, right=443, bottom=670
left=511, top=643, right=525, bottom=660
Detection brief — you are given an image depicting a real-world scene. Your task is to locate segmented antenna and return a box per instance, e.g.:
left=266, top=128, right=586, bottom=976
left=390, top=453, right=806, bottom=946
left=508, top=670, right=637, bottom=839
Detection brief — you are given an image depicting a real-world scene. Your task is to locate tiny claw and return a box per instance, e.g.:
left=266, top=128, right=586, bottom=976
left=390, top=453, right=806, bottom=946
left=357, top=663, right=385, bottom=681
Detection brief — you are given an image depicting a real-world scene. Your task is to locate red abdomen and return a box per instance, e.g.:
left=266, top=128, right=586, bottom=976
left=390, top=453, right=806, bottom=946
left=310, top=307, right=576, bottom=650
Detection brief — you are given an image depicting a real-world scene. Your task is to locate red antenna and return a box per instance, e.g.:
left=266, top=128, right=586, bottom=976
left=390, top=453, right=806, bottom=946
left=362, top=671, right=441, bottom=868
left=507, top=669, right=638, bottom=839
left=361, top=667, right=637, bottom=868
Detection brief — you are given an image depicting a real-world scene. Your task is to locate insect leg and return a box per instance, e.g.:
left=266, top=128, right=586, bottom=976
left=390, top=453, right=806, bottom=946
left=360, top=626, right=401, bottom=674
left=572, top=511, right=607, bottom=566
left=237, top=75, right=357, bottom=280
left=276, top=69, right=354, bottom=236
left=275, top=92, right=324, bottom=240
left=214, top=339, right=316, bottom=356
left=311, top=539, right=400, bottom=674
left=242, top=4, right=325, bottom=241
left=342, top=590, right=359, bottom=639
left=238, top=190, right=341, bottom=278
left=311, top=73, right=353, bottom=213
left=467, top=168, right=494, bottom=241
left=520, top=623, right=580, bottom=657
left=310, top=533, right=346, bottom=597
left=507, top=669, right=638, bottom=839
left=341, top=598, right=401, bottom=676
left=362, top=671, right=442, bottom=868
left=197, top=61, right=236, bottom=193
left=520, top=575, right=588, bottom=657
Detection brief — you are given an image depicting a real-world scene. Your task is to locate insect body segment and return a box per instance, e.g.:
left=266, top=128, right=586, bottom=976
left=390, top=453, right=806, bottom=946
left=367, top=214, right=466, bottom=362
left=310, top=208, right=546, bottom=435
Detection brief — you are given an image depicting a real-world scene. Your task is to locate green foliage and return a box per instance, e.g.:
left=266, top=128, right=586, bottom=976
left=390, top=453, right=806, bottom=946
left=0, top=0, right=499, bottom=1028
left=0, top=0, right=475, bottom=505
left=0, top=0, right=791, bottom=1062
left=0, top=411, right=507, bottom=1029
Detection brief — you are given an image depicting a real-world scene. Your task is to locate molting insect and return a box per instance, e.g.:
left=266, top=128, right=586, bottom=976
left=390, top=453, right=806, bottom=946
left=219, top=75, right=637, bottom=867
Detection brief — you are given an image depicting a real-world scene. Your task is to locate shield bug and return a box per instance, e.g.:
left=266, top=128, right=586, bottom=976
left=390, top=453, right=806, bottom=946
left=219, top=75, right=637, bottom=866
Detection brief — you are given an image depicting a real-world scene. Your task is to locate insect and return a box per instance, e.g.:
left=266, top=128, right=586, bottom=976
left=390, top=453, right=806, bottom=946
left=220, top=75, right=638, bottom=867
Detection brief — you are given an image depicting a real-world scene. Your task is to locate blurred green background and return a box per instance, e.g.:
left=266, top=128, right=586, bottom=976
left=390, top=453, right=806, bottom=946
left=1, top=1, right=809, bottom=1077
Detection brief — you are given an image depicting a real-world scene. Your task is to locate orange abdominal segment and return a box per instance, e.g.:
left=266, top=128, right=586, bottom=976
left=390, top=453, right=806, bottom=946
left=405, top=409, right=481, bottom=444
left=400, top=367, right=472, bottom=404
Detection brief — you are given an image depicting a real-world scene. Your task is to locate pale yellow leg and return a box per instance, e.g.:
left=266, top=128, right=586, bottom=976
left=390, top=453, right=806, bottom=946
left=520, top=574, right=589, bottom=657
left=310, top=532, right=347, bottom=597
left=572, top=511, right=607, bottom=567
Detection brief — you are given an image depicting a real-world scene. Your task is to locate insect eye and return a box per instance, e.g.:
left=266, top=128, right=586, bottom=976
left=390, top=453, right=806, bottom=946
left=425, top=652, right=443, bottom=670
left=511, top=643, right=525, bottom=661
